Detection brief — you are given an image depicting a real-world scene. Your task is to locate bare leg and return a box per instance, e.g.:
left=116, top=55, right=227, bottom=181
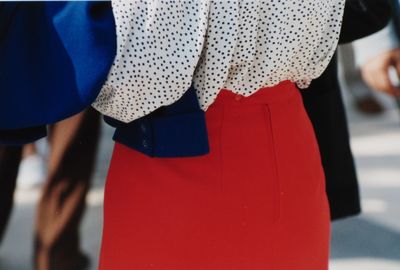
left=34, top=109, right=100, bottom=270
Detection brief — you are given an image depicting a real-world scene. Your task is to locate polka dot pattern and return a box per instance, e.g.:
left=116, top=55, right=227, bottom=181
left=93, top=0, right=345, bottom=123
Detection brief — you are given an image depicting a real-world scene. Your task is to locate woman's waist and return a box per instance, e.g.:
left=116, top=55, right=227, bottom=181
left=210, top=80, right=300, bottom=108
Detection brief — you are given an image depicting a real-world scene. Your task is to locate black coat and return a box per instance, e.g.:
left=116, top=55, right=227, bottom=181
left=393, top=0, right=400, bottom=35
left=302, top=0, right=392, bottom=220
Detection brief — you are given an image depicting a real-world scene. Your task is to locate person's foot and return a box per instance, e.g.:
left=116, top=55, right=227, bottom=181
left=16, top=154, right=46, bottom=190
left=354, top=95, right=384, bottom=115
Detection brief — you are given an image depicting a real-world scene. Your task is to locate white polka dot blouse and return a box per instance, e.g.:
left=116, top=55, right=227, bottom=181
left=92, top=0, right=345, bottom=123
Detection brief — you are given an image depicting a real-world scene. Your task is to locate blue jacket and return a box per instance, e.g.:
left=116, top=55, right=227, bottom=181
left=0, top=2, right=209, bottom=157
left=0, top=1, right=116, bottom=129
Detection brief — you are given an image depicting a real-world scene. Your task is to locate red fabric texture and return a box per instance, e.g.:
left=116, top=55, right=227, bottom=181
left=100, top=81, right=330, bottom=270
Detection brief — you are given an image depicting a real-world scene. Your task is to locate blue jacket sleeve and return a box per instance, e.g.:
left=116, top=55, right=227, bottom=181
left=0, top=2, right=116, bottom=129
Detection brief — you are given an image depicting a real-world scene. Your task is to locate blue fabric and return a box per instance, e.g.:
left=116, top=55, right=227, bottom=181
left=0, top=1, right=116, bottom=129
left=104, top=86, right=210, bottom=158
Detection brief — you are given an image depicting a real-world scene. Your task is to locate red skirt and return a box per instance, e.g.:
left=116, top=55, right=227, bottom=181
left=99, top=81, right=330, bottom=270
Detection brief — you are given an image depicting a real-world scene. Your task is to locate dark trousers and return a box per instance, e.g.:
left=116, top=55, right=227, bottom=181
left=0, top=108, right=100, bottom=270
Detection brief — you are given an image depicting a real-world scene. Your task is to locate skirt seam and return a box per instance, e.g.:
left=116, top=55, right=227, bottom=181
left=263, top=104, right=282, bottom=223
left=218, top=105, right=225, bottom=192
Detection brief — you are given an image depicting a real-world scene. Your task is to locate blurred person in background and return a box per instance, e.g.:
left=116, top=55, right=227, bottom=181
left=355, top=0, right=400, bottom=96
left=0, top=109, right=100, bottom=270
left=302, top=0, right=392, bottom=220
